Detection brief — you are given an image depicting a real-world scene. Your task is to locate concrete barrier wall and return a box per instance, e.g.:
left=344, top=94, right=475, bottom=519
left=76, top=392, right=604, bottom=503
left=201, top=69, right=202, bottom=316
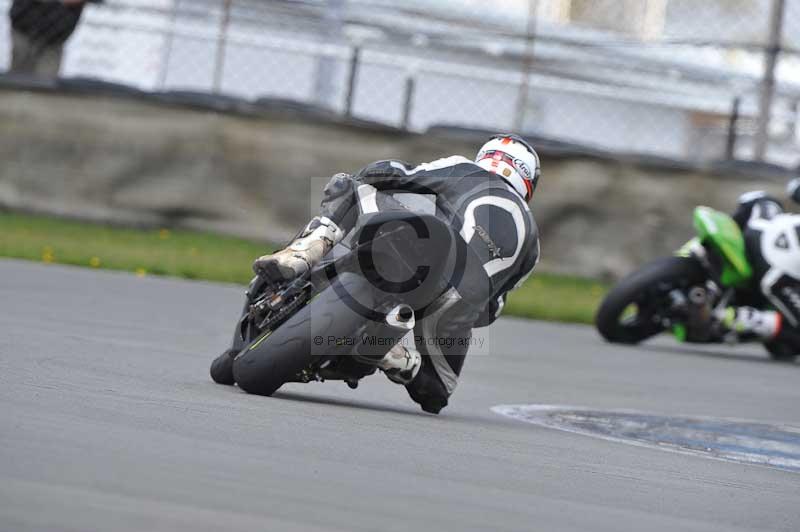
left=0, top=88, right=792, bottom=279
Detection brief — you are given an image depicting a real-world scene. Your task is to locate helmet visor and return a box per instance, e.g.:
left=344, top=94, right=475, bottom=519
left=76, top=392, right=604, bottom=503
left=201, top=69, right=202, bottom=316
left=477, top=149, right=535, bottom=199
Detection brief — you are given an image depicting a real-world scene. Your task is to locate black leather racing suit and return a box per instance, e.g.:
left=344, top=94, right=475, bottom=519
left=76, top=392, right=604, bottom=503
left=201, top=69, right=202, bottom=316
left=319, top=156, right=540, bottom=409
left=732, top=191, right=800, bottom=348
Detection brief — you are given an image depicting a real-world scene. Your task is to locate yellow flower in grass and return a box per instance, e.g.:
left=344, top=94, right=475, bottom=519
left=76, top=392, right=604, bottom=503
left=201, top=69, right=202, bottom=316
left=135, top=268, right=147, bottom=278
left=89, top=257, right=101, bottom=268
left=42, top=246, right=54, bottom=263
left=159, top=229, right=170, bottom=240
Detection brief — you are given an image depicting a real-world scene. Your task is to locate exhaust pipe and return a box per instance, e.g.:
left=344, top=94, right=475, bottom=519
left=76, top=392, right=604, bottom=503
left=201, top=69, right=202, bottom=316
left=385, top=304, right=415, bottom=331
left=353, top=304, right=415, bottom=361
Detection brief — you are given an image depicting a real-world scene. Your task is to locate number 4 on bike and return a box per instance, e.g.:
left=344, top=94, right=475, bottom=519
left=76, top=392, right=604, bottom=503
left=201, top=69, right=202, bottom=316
left=597, top=180, right=800, bottom=362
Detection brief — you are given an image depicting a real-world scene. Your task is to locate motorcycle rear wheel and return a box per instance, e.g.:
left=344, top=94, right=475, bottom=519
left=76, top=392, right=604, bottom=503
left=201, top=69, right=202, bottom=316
left=595, top=256, right=706, bottom=344
left=232, top=273, right=374, bottom=396
left=763, top=340, right=798, bottom=362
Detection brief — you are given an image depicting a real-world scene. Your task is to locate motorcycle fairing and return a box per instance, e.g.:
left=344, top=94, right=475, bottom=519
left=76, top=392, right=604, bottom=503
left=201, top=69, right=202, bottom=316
left=693, top=206, right=752, bottom=288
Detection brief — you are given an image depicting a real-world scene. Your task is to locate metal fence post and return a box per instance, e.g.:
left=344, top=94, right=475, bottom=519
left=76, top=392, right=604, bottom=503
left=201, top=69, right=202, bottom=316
left=344, top=46, right=361, bottom=118
left=158, top=0, right=178, bottom=90
left=794, top=99, right=800, bottom=146
left=212, top=0, right=233, bottom=95
left=313, top=0, right=345, bottom=109
left=753, top=0, right=785, bottom=161
left=401, top=75, right=416, bottom=131
left=725, top=96, right=741, bottom=160
left=512, top=0, right=538, bottom=133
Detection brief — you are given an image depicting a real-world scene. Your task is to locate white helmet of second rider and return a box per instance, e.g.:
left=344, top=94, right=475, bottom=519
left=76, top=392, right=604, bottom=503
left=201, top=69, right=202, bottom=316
left=475, top=134, right=541, bottom=202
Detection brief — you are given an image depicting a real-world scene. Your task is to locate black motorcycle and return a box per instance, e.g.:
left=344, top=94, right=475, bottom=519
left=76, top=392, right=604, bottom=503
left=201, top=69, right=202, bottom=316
left=209, top=196, right=489, bottom=408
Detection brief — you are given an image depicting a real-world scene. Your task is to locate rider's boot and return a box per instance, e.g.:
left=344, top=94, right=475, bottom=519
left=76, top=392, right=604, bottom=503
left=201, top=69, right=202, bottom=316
left=717, top=306, right=781, bottom=340
left=405, top=361, right=449, bottom=414
left=253, top=216, right=344, bottom=283
left=376, top=343, right=421, bottom=385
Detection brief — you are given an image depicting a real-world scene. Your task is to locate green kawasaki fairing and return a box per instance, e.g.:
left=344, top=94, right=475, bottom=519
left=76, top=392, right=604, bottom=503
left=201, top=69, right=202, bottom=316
left=690, top=206, right=753, bottom=288
left=670, top=207, right=753, bottom=342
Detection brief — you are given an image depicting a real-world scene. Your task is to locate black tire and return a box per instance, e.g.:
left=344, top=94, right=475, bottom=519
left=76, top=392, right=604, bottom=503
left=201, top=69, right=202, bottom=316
left=210, top=349, right=237, bottom=385
left=763, top=340, right=798, bottom=363
left=595, top=256, right=706, bottom=344
left=232, top=273, right=374, bottom=396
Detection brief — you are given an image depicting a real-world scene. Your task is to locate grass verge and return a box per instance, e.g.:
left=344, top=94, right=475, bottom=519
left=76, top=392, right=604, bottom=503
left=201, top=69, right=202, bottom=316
left=0, top=212, right=607, bottom=324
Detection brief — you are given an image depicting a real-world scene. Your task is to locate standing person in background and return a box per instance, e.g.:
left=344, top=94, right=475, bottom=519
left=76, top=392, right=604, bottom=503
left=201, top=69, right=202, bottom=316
left=8, top=0, right=102, bottom=77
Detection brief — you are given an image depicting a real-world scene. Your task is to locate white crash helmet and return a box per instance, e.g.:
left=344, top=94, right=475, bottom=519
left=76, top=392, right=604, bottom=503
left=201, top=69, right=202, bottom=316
left=475, top=134, right=541, bottom=202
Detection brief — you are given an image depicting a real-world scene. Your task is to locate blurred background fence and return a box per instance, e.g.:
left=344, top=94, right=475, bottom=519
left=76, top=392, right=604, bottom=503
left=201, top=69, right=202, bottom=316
left=2, top=0, right=799, bottom=168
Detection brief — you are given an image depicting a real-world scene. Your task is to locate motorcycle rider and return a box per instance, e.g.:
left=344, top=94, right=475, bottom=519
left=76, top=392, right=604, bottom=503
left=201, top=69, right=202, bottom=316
left=253, top=134, right=541, bottom=413
left=711, top=179, right=800, bottom=354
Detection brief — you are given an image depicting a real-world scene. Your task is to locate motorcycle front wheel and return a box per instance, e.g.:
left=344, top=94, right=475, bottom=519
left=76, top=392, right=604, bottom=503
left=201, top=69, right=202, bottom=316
left=595, top=256, right=706, bottom=344
left=210, top=349, right=237, bottom=385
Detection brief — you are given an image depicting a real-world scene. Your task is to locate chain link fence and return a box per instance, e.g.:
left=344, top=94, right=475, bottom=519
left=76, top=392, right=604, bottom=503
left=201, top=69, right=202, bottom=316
left=2, top=0, right=799, bottom=167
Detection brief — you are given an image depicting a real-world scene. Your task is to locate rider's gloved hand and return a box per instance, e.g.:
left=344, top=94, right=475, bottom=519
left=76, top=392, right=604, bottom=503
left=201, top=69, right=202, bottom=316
left=714, top=306, right=781, bottom=340
left=787, top=178, right=800, bottom=204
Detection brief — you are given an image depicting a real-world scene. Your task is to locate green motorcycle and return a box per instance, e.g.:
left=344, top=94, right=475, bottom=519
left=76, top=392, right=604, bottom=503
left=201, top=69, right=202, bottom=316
left=595, top=206, right=796, bottom=361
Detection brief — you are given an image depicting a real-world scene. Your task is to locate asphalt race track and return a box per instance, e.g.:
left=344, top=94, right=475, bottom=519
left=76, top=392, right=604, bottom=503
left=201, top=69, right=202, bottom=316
left=1, top=259, right=799, bottom=532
